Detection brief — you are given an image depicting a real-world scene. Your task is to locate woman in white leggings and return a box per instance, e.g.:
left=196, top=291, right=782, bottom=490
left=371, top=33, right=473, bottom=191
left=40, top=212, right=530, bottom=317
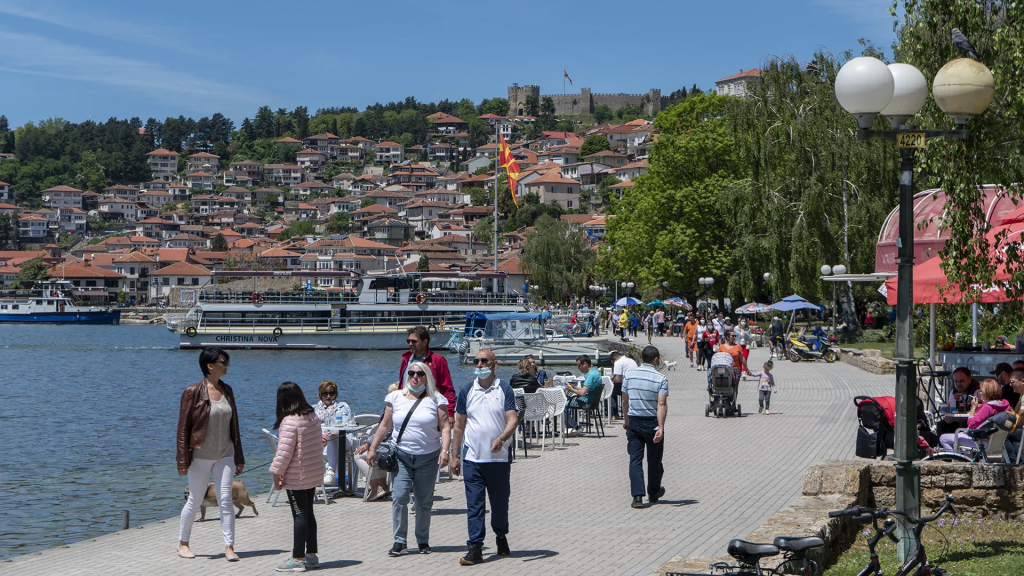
left=176, top=347, right=245, bottom=562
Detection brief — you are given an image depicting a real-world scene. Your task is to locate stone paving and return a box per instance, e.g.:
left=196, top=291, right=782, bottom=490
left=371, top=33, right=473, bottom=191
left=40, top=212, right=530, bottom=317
left=1, top=338, right=895, bottom=576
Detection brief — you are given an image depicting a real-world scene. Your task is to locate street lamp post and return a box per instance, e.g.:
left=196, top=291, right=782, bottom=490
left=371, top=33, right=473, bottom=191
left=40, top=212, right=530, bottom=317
left=835, top=56, right=993, bottom=561
left=763, top=272, right=774, bottom=304
left=821, top=265, right=847, bottom=333
left=698, top=277, right=714, bottom=319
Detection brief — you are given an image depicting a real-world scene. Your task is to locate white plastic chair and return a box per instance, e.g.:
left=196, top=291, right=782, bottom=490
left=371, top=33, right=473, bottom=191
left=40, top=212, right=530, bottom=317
left=354, top=413, right=379, bottom=426
left=263, top=427, right=329, bottom=506
left=539, top=387, right=568, bottom=449
left=521, top=393, right=549, bottom=453
left=600, top=375, right=614, bottom=418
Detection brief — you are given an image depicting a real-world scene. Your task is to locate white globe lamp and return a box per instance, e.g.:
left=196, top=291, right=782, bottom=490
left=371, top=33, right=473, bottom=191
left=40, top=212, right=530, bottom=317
left=835, top=57, right=895, bottom=129
left=821, top=265, right=832, bottom=276
left=834, top=264, right=848, bottom=275
left=881, top=63, right=928, bottom=128
left=932, top=58, right=995, bottom=125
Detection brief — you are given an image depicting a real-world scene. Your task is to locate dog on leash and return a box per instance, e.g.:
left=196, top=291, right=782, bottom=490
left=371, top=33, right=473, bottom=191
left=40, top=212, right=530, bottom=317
left=183, top=481, right=257, bottom=521
left=664, top=361, right=678, bottom=371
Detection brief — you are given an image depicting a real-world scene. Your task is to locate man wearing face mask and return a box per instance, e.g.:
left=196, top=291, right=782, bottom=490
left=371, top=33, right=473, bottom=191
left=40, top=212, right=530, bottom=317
left=451, top=349, right=518, bottom=566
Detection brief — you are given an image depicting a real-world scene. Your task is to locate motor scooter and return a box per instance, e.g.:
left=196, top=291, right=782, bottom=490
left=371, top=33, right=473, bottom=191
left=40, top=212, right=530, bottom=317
left=787, top=334, right=838, bottom=362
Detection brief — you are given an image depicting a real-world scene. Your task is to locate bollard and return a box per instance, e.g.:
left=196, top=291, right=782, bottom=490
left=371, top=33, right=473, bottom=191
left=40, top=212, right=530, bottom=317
left=122, top=510, right=129, bottom=530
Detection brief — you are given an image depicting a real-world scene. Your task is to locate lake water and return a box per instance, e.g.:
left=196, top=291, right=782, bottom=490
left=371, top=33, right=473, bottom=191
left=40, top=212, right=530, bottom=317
left=0, top=325, right=481, bottom=561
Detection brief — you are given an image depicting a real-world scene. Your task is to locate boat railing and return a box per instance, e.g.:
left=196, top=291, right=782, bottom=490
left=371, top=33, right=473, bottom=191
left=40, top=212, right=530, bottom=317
left=196, top=289, right=528, bottom=306
left=198, top=290, right=358, bottom=304
left=194, top=315, right=458, bottom=334
left=418, top=290, right=527, bottom=306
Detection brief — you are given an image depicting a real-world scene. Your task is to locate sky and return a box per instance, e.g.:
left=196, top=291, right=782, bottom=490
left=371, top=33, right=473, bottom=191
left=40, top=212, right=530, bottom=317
left=0, top=0, right=899, bottom=128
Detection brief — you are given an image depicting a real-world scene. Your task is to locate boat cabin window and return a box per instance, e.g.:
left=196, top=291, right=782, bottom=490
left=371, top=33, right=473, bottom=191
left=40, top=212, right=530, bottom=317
left=367, top=278, right=414, bottom=291
left=1, top=305, right=6, bottom=309
left=36, top=300, right=43, bottom=305
left=11, top=305, right=18, bottom=310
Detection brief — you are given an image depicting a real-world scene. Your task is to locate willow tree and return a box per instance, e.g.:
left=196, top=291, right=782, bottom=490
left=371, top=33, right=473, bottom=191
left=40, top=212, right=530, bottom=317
left=600, top=94, right=739, bottom=302
left=893, top=1, right=1024, bottom=304
left=520, top=214, right=595, bottom=303
left=726, top=53, right=900, bottom=329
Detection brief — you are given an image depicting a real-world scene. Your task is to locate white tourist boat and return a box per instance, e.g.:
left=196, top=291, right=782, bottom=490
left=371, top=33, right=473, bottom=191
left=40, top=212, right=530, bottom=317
left=166, top=270, right=528, bottom=350
left=0, top=281, right=120, bottom=324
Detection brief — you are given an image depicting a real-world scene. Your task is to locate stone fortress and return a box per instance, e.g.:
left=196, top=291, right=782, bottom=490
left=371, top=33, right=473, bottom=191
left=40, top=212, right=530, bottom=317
left=508, top=84, right=668, bottom=117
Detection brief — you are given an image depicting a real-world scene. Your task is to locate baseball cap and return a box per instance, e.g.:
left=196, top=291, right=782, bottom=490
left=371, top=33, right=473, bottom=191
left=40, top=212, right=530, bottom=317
left=990, top=362, right=1013, bottom=375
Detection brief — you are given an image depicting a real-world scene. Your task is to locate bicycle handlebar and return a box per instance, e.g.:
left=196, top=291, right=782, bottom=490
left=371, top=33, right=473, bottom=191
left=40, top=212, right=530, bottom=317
left=828, top=495, right=955, bottom=524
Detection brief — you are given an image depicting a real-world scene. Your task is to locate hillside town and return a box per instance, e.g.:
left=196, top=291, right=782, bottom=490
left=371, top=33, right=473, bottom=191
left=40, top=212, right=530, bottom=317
left=0, top=103, right=693, bottom=304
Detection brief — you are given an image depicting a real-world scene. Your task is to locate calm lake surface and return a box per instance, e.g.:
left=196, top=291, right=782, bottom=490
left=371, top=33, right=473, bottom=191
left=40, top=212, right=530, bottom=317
left=0, top=325, right=480, bottom=560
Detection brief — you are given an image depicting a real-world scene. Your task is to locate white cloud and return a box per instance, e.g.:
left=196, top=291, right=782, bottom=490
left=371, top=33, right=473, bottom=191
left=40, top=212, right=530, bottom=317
left=0, top=29, right=268, bottom=110
left=0, top=0, right=204, bottom=55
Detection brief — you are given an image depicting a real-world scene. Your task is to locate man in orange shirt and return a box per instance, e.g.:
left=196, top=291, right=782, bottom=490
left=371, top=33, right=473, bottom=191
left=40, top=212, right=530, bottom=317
left=683, top=316, right=698, bottom=368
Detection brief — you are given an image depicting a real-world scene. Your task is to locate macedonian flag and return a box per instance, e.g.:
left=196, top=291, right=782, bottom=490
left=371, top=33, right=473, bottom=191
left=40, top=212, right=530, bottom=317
left=498, top=133, right=521, bottom=206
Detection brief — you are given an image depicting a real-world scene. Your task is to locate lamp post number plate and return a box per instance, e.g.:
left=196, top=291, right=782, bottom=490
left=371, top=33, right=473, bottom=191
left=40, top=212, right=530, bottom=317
left=897, top=133, right=926, bottom=148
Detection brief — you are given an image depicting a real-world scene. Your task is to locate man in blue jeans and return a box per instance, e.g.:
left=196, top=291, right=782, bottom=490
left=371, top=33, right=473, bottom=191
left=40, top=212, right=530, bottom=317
left=451, top=348, right=518, bottom=566
left=622, top=345, right=669, bottom=509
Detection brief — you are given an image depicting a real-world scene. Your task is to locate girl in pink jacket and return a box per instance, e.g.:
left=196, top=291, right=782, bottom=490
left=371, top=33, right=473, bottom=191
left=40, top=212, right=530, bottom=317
left=269, top=382, right=324, bottom=572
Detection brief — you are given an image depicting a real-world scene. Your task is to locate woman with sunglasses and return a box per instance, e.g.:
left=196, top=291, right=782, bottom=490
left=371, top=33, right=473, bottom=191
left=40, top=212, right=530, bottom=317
left=176, top=347, right=244, bottom=562
left=367, top=361, right=451, bottom=557
left=313, top=381, right=353, bottom=486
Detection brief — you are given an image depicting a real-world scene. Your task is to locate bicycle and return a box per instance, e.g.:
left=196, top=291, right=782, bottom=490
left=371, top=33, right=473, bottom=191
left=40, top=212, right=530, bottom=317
left=827, top=494, right=955, bottom=576
left=768, top=336, right=787, bottom=361
left=666, top=534, right=824, bottom=576
left=921, top=425, right=1003, bottom=463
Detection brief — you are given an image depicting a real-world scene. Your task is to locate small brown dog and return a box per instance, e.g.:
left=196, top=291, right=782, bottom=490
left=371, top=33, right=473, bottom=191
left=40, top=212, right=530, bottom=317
left=183, top=481, right=258, bottom=521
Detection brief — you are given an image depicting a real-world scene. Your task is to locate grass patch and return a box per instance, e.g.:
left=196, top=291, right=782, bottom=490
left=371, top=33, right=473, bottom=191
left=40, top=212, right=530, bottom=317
left=825, top=516, right=1024, bottom=576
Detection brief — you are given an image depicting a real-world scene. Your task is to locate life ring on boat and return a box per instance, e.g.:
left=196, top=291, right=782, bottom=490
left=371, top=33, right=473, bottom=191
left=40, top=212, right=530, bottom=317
left=251, top=291, right=263, bottom=304
left=428, top=324, right=438, bottom=334
left=473, top=329, right=485, bottom=338
left=272, top=326, right=283, bottom=336
left=50, top=290, right=60, bottom=297
left=415, top=292, right=428, bottom=305
left=185, top=327, right=197, bottom=337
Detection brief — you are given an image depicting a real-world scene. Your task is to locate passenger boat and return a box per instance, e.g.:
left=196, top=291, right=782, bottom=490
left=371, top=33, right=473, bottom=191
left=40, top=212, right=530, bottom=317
left=166, top=270, right=528, bottom=350
left=0, top=281, right=121, bottom=324
left=455, top=311, right=608, bottom=365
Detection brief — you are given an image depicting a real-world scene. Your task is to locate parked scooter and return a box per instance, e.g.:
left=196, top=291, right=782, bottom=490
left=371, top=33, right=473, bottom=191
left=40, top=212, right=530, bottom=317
left=787, top=334, right=838, bottom=362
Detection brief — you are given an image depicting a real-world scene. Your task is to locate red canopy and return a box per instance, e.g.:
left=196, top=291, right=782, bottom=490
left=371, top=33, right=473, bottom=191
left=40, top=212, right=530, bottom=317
left=884, top=223, right=1024, bottom=305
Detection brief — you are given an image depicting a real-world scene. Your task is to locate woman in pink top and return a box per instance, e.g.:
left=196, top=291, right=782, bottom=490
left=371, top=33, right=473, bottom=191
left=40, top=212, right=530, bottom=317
left=269, top=382, right=324, bottom=572
left=939, top=379, right=1012, bottom=451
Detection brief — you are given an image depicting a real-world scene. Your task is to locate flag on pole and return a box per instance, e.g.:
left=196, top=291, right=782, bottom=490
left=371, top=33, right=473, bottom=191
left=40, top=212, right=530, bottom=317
left=564, top=69, right=572, bottom=85
left=498, top=134, right=521, bottom=206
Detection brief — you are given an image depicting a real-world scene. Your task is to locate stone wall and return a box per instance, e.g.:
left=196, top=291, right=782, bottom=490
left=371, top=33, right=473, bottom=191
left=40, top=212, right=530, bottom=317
left=652, top=459, right=1024, bottom=575
left=508, top=84, right=664, bottom=116
left=838, top=347, right=895, bottom=375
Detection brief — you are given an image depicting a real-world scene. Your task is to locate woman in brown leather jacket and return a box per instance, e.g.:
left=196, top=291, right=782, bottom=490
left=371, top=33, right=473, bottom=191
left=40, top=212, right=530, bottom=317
left=176, top=347, right=245, bottom=562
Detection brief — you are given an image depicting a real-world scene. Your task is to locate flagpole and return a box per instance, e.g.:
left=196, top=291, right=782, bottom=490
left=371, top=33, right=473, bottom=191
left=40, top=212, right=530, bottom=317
left=493, top=120, right=499, bottom=292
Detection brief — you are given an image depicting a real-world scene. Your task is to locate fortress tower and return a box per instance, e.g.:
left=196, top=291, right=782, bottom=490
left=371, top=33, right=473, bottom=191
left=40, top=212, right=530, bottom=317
left=508, top=84, right=540, bottom=117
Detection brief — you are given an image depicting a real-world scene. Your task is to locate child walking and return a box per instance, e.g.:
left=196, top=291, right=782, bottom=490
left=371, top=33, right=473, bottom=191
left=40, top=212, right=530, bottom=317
left=750, top=361, right=777, bottom=415
left=270, top=382, right=324, bottom=572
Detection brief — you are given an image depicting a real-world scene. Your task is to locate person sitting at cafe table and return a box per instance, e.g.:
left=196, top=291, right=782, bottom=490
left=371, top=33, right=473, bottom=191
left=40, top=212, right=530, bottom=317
left=1003, top=370, right=1024, bottom=459
left=939, top=379, right=1012, bottom=451
left=562, top=355, right=603, bottom=434
left=522, top=354, right=547, bottom=386
left=938, top=367, right=982, bottom=435
left=509, top=358, right=541, bottom=393
left=991, top=362, right=1021, bottom=409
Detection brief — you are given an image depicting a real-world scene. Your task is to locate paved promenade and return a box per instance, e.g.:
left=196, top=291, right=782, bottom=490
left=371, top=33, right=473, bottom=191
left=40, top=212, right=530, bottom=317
left=2, top=338, right=894, bottom=576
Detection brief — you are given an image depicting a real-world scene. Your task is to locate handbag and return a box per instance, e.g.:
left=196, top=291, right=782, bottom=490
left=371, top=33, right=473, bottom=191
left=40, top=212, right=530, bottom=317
left=376, top=395, right=426, bottom=473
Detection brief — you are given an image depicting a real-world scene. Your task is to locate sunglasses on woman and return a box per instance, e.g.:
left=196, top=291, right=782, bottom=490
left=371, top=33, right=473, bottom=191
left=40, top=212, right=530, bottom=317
left=407, top=370, right=426, bottom=378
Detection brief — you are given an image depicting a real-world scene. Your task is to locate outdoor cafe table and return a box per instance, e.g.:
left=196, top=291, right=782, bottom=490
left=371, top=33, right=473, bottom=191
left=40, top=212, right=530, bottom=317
left=322, top=423, right=367, bottom=497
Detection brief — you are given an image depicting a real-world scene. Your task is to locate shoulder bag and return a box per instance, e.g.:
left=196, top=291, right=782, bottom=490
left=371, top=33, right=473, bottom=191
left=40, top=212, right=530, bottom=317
left=376, top=395, right=426, bottom=473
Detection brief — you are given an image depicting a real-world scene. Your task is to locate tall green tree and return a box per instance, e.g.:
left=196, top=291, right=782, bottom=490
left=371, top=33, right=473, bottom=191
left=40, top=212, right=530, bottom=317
left=727, top=52, right=898, bottom=325
left=602, top=94, right=741, bottom=301
left=210, top=233, right=229, bottom=251
left=325, top=212, right=351, bottom=233
left=520, top=214, right=595, bottom=302
left=11, top=258, right=50, bottom=288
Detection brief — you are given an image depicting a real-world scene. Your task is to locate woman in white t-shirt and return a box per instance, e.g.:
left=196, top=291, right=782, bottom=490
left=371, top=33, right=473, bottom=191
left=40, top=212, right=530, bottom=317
left=367, top=361, right=451, bottom=556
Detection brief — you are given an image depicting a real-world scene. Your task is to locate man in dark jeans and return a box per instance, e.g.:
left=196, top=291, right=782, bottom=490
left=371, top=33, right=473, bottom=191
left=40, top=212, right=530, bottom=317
left=621, top=345, right=669, bottom=509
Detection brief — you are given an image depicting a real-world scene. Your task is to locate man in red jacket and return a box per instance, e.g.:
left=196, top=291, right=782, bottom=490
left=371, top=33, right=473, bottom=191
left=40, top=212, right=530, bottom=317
left=399, top=326, right=456, bottom=417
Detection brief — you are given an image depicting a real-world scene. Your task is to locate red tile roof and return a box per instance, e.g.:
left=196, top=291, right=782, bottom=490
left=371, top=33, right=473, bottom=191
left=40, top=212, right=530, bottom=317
left=188, top=152, right=220, bottom=158
left=716, top=68, right=762, bottom=83
left=149, top=261, right=213, bottom=276
left=147, top=148, right=180, bottom=156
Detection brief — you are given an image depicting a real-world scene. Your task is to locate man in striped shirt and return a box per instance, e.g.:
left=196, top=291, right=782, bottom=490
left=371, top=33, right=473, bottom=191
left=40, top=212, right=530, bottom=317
left=622, top=345, right=669, bottom=509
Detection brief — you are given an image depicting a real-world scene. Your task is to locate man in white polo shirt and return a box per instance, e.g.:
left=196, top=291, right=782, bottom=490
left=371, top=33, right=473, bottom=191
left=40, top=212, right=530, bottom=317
left=451, top=348, right=518, bottom=566
left=611, top=350, right=638, bottom=419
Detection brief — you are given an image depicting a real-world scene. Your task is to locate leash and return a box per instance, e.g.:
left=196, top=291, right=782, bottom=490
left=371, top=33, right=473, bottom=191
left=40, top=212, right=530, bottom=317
left=237, top=459, right=274, bottom=476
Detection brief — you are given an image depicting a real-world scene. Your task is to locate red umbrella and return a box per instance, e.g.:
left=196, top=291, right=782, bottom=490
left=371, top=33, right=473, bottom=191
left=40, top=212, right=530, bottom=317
left=884, top=224, right=1024, bottom=304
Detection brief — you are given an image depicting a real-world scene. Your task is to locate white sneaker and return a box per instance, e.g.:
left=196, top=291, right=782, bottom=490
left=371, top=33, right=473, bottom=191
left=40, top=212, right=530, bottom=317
left=323, top=468, right=337, bottom=486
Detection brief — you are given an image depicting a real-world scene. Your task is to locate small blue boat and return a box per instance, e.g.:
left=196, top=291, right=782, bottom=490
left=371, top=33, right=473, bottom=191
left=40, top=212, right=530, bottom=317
left=0, top=281, right=120, bottom=325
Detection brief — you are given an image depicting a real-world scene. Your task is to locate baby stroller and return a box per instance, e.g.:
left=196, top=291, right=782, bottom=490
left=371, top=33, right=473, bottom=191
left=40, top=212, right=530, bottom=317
left=854, top=396, right=895, bottom=459
left=706, top=352, right=740, bottom=418
left=854, top=396, right=934, bottom=459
